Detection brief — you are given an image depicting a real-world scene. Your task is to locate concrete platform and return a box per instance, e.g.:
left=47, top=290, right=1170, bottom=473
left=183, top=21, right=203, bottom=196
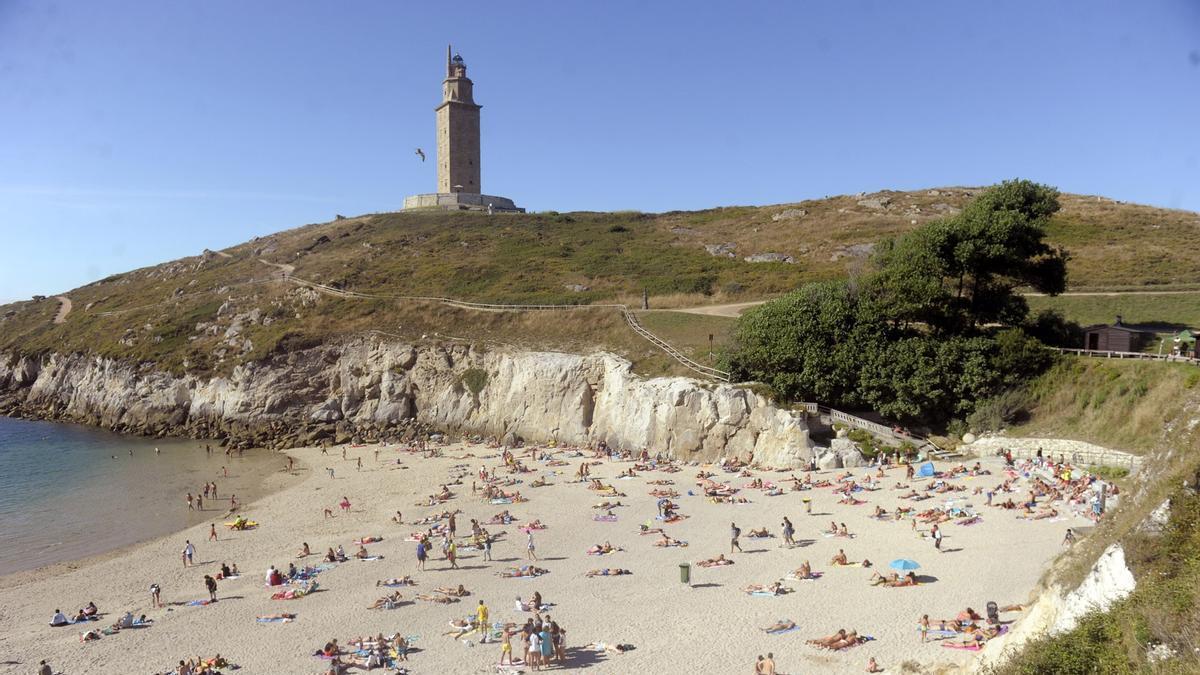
left=403, top=193, right=524, bottom=212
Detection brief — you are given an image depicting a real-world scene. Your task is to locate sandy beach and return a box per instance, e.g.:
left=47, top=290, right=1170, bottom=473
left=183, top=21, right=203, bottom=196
left=0, top=441, right=1087, bottom=674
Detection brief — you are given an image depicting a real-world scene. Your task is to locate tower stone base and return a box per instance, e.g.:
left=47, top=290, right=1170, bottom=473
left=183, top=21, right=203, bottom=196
left=403, top=193, right=524, bottom=213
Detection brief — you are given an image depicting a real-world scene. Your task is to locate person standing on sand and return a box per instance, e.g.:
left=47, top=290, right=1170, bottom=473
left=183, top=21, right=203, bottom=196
left=182, top=541, right=195, bottom=567
left=781, top=516, right=795, bottom=548
left=209, top=524, right=217, bottom=542
left=204, top=575, right=218, bottom=602
left=730, top=522, right=743, bottom=554
left=499, top=628, right=514, bottom=665
left=222, top=466, right=228, bottom=478
left=931, top=524, right=943, bottom=551
left=527, top=531, right=538, bottom=560
left=449, top=513, right=457, bottom=537
left=186, top=493, right=194, bottom=511
left=476, top=599, right=489, bottom=632
left=416, top=540, right=427, bottom=571
left=196, top=493, right=203, bottom=510
left=483, top=534, right=493, bottom=561
left=210, top=482, right=217, bottom=499
left=150, top=583, right=162, bottom=608
left=357, top=457, right=362, bottom=471
left=761, top=652, right=777, bottom=675
left=37, top=659, right=52, bottom=675
left=448, top=540, right=459, bottom=569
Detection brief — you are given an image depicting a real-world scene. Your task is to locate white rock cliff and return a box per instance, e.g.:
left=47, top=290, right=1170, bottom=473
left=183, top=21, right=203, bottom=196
left=0, top=340, right=812, bottom=465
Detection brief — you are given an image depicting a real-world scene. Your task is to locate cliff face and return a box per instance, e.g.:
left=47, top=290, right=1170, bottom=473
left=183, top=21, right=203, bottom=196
left=0, top=340, right=812, bottom=466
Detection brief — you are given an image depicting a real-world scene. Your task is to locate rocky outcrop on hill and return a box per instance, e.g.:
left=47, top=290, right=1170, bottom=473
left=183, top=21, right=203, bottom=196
left=0, top=341, right=813, bottom=466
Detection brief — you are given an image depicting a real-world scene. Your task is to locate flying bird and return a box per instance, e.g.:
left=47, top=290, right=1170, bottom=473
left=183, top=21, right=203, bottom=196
left=415, top=148, right=426, bottom=162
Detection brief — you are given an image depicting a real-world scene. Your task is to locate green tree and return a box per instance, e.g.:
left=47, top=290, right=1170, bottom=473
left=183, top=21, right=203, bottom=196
left=725, top=281, right=886, bottom=404
left=870, top=179, right=1068, bottom=333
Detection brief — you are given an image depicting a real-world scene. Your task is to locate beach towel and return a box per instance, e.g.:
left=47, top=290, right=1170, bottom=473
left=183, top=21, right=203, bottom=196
left=750, top=590, right=791, bottom=597
left=359, top=556, right=385, bottom=561
left=187, top=599, right=213, bottom=606
left=256, top=616, right=294, bottom=623
left=764, top=623, right=801, bottom=635
left=490, top=498, right=513, bottom=504
left=920, top=628, right=960, bottom=638
left=379, top=582, right=411, bottom=588
left=593, top=515, right=618, bottom=522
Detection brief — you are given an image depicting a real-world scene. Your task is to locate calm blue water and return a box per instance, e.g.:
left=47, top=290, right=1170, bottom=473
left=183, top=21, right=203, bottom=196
left=0, top=416, right=280, bottom=575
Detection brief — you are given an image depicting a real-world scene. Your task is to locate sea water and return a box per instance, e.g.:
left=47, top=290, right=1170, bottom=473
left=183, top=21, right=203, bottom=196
left=0, top=416, right=283, bottom=576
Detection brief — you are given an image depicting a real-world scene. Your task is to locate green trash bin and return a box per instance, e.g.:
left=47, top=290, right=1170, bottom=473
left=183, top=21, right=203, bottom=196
left=679, top=563, right=691, bottom=584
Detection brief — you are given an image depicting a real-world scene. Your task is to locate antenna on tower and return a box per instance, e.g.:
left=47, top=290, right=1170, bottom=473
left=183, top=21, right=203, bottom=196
left=446, top=44, right=452, bottom=77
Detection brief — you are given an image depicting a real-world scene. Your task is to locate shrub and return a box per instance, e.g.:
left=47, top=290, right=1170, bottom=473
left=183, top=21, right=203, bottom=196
left=460, top=367, right=488, bottom=396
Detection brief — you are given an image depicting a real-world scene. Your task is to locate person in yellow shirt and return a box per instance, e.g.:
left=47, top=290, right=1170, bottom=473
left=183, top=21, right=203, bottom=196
left=475, top=599, right=490, bottom=633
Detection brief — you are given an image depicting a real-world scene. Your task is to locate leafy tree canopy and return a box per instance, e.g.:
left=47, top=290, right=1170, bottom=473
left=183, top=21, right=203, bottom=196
left=725, top=179, right=1064, bottom=425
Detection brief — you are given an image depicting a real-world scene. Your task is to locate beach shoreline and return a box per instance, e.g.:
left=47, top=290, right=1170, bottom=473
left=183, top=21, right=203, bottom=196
left=0, top=445, right=304, bottom=591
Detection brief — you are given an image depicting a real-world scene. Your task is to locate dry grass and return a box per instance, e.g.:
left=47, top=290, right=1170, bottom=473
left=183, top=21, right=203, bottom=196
left=1013, top=358, right=1200, bottom=454
left=3, top=186, right=1198, bottom=378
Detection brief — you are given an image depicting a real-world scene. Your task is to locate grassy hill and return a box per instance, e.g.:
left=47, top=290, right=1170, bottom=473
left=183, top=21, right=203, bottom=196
left=2, top=187, right=1198, bottom=378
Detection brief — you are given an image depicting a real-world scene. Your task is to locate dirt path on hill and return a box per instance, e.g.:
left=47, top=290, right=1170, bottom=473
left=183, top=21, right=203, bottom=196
left=52, top=296, right=72, bottom=324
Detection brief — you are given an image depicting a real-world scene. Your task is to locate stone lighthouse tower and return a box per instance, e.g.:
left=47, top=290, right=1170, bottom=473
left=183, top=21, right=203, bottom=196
left=404, top=45, right=522, bottom=212
left=436, top=46, right=481, bottom=194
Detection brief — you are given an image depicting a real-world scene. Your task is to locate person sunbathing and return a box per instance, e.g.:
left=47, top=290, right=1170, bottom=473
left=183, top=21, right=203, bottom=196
left=296, top=542, right=311, bottom=558
left=872, top=506, right=888, bottom=519
left=868, top=571, right=900, bottom=586
left=808, top=629, right=848, bottom=648
left=653, top=533, right=686, bottom=547
left=586, top=567, right=631, bottom=577
left=748, top=527, right=771, bottom=538
left=837, top=523, right=851, bottom=537
left=743, top=582, right=788, bottom=595
left=696, top=554, right=733, bottom=568
left=886, top=572, right=918, bottom=587
left=831, top=549, right=849, bottom=565
left=391, top=511, right=404, bottom=524
left=376, top=576, right=414, bottom=587
left=353, top=545, right=370, bottom=559
left=790, top=560, right=816, bottom=579
left=1030, top=507, right=1059, bottom=520
left=434, top=584, right=470, bottom=597
left=500, top=565, right=548, bottom=578
left=593, top=501, right=624, bottom=509
left=416, top=593, right=457, bottom=604
left=366, top=591, right=403, bottom=609
left=525, top=519, right=546, bottom=530
left=839, top=495, right=866, bottom=505
left=587, top=542, right=617, bottom=555
left=257, top=613, right=296, bottom=621
left=530, top=477, right=548, bottom=488
left=763, top=619, right=797, bottom=633
left=83, top=602, right=98, bottom=617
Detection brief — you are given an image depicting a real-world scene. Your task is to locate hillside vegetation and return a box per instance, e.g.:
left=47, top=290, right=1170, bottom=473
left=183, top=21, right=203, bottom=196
left=1, top=186, right=1197, bottom=377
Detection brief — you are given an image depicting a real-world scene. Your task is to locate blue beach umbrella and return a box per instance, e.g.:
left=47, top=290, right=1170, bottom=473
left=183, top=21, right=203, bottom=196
left=889, top=559, right=921, bottom=571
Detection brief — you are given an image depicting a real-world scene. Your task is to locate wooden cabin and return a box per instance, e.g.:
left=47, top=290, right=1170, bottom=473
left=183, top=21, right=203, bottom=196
left=1082, top=316, right=1152, bottom=353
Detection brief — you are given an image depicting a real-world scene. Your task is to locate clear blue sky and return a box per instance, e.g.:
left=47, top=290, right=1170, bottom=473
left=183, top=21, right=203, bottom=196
left=1, top=1, right=1198, bottom=302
